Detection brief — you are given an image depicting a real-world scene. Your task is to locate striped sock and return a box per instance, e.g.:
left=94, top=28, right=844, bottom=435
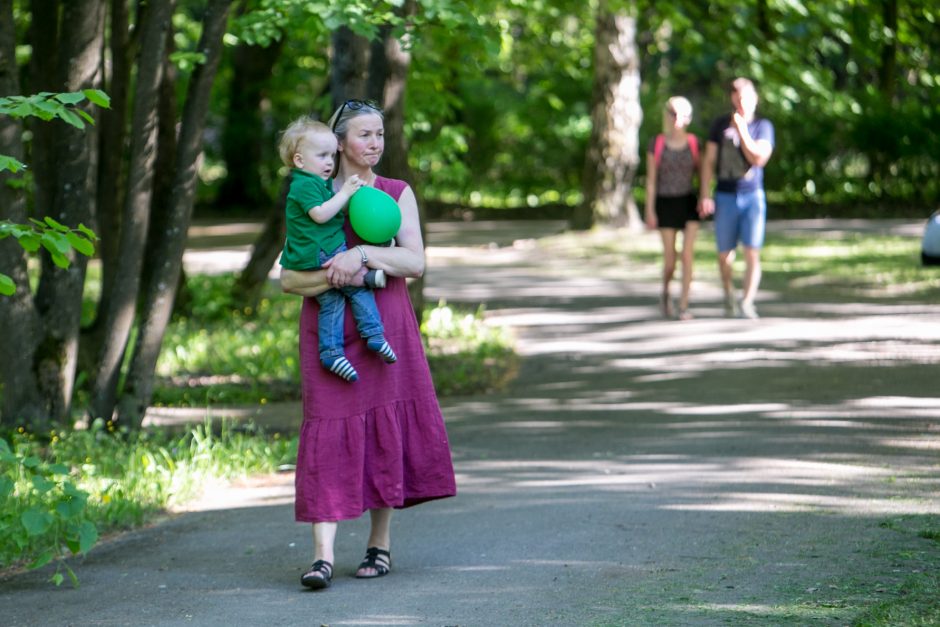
left=367, top=338, right=397, bottom=363
left=323, top=356, right=358, bottom=381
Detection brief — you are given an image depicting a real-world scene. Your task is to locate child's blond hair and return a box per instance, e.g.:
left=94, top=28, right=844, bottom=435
left=277, top=116, right=334, bottom=167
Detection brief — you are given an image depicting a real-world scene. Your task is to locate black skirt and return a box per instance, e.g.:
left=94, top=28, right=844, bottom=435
left=655, top=193, right=699, bottom=230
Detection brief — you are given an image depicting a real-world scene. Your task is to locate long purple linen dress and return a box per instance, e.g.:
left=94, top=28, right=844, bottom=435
left=294, top=176, right=457, bottom=523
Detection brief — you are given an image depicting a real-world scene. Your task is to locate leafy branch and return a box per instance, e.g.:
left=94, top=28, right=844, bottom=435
left=0, top=89, right=108, bottom=295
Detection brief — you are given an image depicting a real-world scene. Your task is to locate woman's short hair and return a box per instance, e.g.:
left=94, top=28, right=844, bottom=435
left=328, top=99, right=384, bottom=141
left=278, top=116, right=332, bottom=167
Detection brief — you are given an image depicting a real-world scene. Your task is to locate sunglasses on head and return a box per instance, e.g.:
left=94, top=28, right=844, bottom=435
left=332, top=99, right=381, bottom=132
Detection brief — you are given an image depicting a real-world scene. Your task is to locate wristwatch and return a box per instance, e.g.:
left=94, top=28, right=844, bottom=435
left=355, top=245, right=368, bottom=266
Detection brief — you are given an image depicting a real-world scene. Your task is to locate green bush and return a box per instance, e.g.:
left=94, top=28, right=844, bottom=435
left=0, top=419, right=297, bottom=585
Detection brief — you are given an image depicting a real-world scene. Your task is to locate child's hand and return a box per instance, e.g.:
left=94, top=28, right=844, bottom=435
left=342, top=174, right=366, bottom=196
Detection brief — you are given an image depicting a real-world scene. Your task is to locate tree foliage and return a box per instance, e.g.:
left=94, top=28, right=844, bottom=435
left=1, top=0, right=937, bottom=432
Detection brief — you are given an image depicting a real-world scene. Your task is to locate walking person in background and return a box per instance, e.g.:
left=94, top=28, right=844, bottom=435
left=644, top=96, right=701, bottom=320
left=698, top=77, right=775, bottom=319
left=280, top=99, right=457, bottom=590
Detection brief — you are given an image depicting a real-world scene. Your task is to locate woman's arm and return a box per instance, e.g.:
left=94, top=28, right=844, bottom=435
left=644, top=151, right=658, bottom=229
left=324, top=184, right=426, bottom=285
left=697, top=141, right=718, bottom=217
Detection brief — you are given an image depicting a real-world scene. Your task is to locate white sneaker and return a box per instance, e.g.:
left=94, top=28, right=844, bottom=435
left=738, top=299, right=759, bottom=319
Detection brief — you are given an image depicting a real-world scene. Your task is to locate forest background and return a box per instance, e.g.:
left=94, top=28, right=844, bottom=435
left=0, top=0, right=937, bottom=432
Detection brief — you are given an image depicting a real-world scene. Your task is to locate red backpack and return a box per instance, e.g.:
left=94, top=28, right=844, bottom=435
left=653, top=134, right=699, bottom=169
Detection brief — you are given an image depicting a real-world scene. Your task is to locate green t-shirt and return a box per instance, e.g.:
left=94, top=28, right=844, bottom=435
left=280, top=169, right=346, bottom=271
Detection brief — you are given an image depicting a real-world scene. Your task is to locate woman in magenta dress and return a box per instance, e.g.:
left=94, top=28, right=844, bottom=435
left=280, top=100, right=457, bottom=590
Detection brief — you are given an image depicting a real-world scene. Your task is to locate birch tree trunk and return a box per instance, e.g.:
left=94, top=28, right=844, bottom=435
left=574, top=0, right=642, bottom=231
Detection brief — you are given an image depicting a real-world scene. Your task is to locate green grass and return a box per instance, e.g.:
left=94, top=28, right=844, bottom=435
left=1, top=418, right=297, bottom=583
left=149, top=274, right=517, bottom=406
left=540, top=225, right=940, bottom=302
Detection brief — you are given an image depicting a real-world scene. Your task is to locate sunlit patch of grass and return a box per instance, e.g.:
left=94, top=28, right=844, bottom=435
left=150, top=275, right=517, bottom=406
left=850, top=571, right=940, bottom=626
left=422, top=301, right=518, bottom=397
left=540, top=226, right=940, bottom=301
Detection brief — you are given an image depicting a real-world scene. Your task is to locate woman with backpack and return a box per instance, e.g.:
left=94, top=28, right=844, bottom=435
left=644, top=96, right=702, bottom=320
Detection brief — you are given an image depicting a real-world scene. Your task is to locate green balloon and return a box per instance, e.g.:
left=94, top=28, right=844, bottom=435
left=348, top=186, right=402, bottom=243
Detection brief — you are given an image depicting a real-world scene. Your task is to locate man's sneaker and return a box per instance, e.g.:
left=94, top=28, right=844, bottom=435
left=364, top=269, right=386, bottom=289
left=739, top=299, right=759, bottom=319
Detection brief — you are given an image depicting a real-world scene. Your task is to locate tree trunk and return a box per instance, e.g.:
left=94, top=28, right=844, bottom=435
left=140, top=23, right=180, bottom=311
left=331, top=26, right=370, bottom=105
left=378, top=2, right=426, bottom=316
left=574, top=0, right=642, bottom=231
left=88, top=0, right=174, bottom=422
left=31, top=0, right=104, bottom=426
left=0, top=0, right=43, bottom=428
left=24, top=0, right=59, bottom=221
left=756, top=0, right=774, bottom=42
left=214, top=38, right=283, bottom=212
left=232, top=176, right=288, bottom=310
left=878, top=0, right=897, bottom=103
left=117, top=0, right=234, bottom=429
left=88, top=0, right=132, bottom=348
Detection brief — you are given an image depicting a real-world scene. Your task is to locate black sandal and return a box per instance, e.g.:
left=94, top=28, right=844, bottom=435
left=301, top=559, right=333, bottom=590
left=355, top=547, right=391, bottom=579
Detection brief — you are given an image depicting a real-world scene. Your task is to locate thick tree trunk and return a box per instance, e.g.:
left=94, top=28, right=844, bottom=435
left=117, top=0, right=234, bottom=428
left=0, top=0, right=43, bottom=427
left=215, top=39, right=283, bottom=212
left=331, top=26, right=370, bottom=105
left=574, top=1, right=642, bottom=231
left=88, top=0, right=174, bottom=422
left=31, top=0, right=104, bottom=425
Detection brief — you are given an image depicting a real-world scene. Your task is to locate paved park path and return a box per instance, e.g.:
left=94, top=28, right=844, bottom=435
left=3, top=219, right=939, bottom=625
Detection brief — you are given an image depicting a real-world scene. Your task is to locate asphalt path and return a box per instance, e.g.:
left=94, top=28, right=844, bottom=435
left=3, top=219, right=939, bottom=626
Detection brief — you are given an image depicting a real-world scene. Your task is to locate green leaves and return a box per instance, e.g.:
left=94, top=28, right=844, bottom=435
left=0, top=90, right=109, bottom=129
left=2, top=439, right=100, bottom=587
left=0, top=155, right=27, bottom=174
left=21, top=508, right=53, bottom=537
left=0, top=219, right=98, bottom=293
left=0, top=274, right=14, bottom=296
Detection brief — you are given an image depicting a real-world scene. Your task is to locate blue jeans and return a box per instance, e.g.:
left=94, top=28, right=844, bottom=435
left=315, top=245, right=385, bottom=361
left=714, top=189, right=766, bottom=252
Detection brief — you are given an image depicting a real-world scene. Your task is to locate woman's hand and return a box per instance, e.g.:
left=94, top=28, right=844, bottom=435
left=698, top=197, right=715, bottom=218
left=323, top=249, right=366, bottom=287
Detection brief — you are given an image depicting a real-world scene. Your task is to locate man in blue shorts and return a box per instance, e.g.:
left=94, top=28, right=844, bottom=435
left=698, top=78, right=775, bottom=319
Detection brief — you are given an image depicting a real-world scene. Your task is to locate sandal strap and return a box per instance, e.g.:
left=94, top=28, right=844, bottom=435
left=304, top=559, right=333, bottom=579
left=358, top=547, right=391, bottom=572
